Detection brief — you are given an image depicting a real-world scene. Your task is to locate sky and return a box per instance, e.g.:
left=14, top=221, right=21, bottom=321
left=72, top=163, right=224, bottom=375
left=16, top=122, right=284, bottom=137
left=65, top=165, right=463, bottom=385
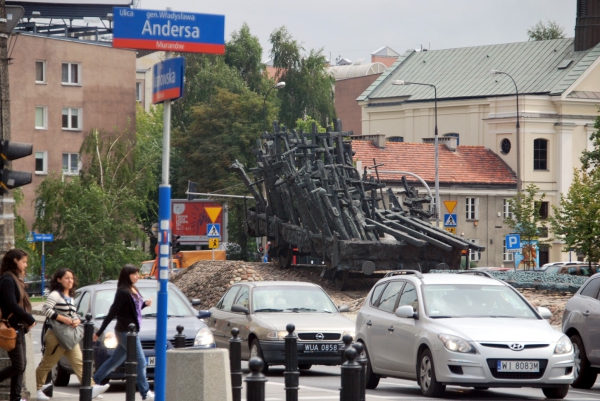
left=138, top=0, right=577, bottom=64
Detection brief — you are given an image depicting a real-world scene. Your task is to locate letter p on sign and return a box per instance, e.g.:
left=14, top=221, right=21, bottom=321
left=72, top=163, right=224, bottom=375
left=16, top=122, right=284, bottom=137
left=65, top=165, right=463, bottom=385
left=506, top=234, right=521, bottom=251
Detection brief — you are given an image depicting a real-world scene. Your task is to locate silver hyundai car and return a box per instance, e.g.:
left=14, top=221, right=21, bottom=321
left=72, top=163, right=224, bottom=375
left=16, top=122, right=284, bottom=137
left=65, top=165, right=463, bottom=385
left=355, top=271, right=574, bottom=399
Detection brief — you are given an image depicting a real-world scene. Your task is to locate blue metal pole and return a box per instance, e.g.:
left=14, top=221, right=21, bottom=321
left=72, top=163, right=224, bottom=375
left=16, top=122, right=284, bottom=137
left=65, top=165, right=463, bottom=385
left=41, top=241, right=45, bottom=297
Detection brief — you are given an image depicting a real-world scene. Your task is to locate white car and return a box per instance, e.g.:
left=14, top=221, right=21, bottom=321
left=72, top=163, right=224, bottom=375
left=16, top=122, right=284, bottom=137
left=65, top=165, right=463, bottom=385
left=355, top=271, right=574, bottom=399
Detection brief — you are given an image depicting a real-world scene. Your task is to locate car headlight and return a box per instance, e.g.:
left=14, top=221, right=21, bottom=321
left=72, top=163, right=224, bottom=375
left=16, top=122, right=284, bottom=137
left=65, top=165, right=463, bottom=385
left=194, top=327, right=215, bottom=346
left=266, top=330, right=288, bottom=340
left=103, top=332, right=118, bottom=349
left=343, top=330, right=356, bottom=341
left=554, top=335, right=573, bottom=354
left=438, top=334, right=475, bottom=354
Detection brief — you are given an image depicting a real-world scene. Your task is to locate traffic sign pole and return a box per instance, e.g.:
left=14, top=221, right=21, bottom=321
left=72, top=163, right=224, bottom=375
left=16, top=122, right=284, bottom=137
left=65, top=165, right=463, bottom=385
left=41, top=241, right=45, bottom=297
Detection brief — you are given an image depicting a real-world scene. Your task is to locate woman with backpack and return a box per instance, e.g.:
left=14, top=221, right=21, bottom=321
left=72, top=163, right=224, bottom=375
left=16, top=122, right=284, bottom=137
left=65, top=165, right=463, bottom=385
left=92, top=264, right=154, bottom=400
left=0, top=249, right=36, bottom=401
left=35, top=268, right=110, bottom=400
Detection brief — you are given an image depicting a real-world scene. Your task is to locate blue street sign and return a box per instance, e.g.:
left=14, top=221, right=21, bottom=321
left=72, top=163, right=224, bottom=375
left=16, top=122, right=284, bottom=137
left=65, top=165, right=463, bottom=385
left=112, top=8, right=225, bottom=54
left=506, top=234, right=521, bottom=251
left=443, top=214, right=457, bottom=227
left=207, top=223, right=220, bottom=238
left=152, top=57, right=185, bottom=104
left=33, top=233, right=54, bottom=242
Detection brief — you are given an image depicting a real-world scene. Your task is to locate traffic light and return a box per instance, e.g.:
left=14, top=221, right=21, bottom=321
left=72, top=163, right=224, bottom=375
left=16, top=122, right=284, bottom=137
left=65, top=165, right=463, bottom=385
left=187, top=180, right=198, bottom=201
left=0, top=140, right=33, bottom=195
left=171, top=234, right=181, bottom=255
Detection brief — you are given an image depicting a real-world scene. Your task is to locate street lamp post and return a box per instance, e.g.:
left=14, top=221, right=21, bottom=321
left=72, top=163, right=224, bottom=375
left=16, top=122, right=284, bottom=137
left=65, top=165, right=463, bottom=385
left=491, top=70, right=521, bottom=191
left=393, top=80, right=440, bottom=226
left=262, top=81, right=285, bottom=132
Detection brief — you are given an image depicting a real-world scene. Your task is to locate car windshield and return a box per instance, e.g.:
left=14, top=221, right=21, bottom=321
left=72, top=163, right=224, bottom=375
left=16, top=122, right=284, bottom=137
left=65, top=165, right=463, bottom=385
left=544, top=265, right=562, bottom=274
left=139, top=263, right=153, bottom=275
left=94, top=288, right=193, bottom=319
left=422, top=284, right=537, bottom=319
left=252, top=286, right=337, bottom=313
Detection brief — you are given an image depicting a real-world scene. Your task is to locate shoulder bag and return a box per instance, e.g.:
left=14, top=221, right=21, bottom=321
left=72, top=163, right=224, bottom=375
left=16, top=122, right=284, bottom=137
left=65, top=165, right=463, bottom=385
left=0, top=311, right=16, bottom=352
left=48, top=293, right=84, bottom=350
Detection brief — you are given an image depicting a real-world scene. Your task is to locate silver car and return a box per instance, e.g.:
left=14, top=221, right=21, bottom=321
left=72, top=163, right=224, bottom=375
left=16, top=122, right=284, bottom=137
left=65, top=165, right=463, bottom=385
left=207, top=281, right=355, bottom=373
left=356, top=271, right=574, bottom=399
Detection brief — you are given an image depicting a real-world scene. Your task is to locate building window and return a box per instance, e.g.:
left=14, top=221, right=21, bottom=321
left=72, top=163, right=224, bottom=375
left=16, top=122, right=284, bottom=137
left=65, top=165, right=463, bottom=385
left=35, top=61, right=46, bottom=83
left=500, top=138, right=511, bottom=155
left=466, top=197, right=479, bottom=220
left=136, top=82, right=142, bottom=102
left=62, top=108, right=81, bottom=130
left=468, top=239, right=480, bottom=261
left=35, top=151, right=47, bottom=174
left=503, top=198, right=512, bottom=219
left=62, top=63, right=81, bottom=85
left=538, top=201, right=549, bottom=219
left=387, top=136, right=404, bottom=143
left=503, top=239, right=514, bottom=262
left=538, top=227, right=549, bottom=238
left=533, top=139, right=548, bottom=170
left=35, top=106, right=47, bottom=129
left=62, top=153, right=80, bottom=175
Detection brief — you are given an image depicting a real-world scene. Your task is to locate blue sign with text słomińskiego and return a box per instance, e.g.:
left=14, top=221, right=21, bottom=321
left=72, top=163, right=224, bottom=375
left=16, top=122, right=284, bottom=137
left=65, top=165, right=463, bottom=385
left=112, top=8, right=225, bottom=54
left=152, top=57, right=185, bottom=104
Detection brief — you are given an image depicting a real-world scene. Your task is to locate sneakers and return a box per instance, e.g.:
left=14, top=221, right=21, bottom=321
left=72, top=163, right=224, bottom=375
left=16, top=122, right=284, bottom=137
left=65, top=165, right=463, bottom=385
left=36, top=389, right=50, bottom=400
left=143, top=390, right=155, bottom=400
left=91, top=383, right=110, bottom=399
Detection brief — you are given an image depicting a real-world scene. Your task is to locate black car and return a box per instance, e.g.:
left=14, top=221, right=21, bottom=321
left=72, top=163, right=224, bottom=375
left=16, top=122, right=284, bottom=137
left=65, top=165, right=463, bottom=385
left=51, top=280, right=215, bottom=386
left=25, top=274, right=49, bottom=296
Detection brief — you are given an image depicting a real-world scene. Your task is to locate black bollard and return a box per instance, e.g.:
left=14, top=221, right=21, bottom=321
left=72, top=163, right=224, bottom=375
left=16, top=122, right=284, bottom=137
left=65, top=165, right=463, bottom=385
left=79, top=313, right=94, bottom=401
left=174, top=325, right=186, bottom=348
left=125, top=323, right=138, bottom=401
left=340, top=347, right=361, bottom=401
left=230, top=328, right=243, bottom=401
left=352, top=342, right=367, bottom=401
left=340, top=333, right=353, bottom=364
left=284, top=323, right=299, bottom=401
left=245, top=357, right=267, bottom=401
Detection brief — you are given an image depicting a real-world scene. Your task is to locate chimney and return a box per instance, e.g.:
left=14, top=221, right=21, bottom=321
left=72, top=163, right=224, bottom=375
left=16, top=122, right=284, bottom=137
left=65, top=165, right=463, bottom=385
left=575, top=0, right=600, bottom=51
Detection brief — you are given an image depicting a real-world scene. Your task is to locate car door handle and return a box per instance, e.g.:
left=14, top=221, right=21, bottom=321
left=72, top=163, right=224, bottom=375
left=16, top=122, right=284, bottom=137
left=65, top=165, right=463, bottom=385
left=583, top=311, right=591, bottom=317
left=388, top=325, right=394, bottom=332
left=366, top=320, right=372, bottom=326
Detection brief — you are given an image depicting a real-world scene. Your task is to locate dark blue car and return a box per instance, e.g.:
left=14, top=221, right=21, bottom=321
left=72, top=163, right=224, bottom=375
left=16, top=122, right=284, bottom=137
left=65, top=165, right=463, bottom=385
left=51, top=280, right=214, bottom=386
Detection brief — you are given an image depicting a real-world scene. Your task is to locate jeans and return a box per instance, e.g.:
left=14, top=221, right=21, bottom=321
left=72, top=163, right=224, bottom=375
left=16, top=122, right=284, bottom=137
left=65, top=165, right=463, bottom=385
left=0, top=329, right=26, bottom=401
left=92, top=331, right=150, bottom=398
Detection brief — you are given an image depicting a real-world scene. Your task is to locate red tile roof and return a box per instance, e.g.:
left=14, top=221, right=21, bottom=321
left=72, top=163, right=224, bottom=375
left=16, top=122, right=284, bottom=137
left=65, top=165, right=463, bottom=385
left=352, top=141, right=516, bottom=186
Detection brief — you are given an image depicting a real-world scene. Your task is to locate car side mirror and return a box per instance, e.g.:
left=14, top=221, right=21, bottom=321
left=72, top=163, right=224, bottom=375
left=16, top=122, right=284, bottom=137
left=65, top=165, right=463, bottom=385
left=231, top=304, right=250, bottom=315
left=537, top=307, right=552, bottom=320
left=196, top=310, right=211, bottom=319
left=395, top=305, right=416, bottom=319
left=191, top=299, right=202, bottom=307
left=338, top=305, right=350, bottom=313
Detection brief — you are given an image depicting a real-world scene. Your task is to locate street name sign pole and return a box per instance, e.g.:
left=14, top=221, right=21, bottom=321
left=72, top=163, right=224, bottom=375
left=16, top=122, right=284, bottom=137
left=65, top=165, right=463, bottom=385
left=33, top=233, right=54, bottom=296
left=112, top=7, right=224, bottom=401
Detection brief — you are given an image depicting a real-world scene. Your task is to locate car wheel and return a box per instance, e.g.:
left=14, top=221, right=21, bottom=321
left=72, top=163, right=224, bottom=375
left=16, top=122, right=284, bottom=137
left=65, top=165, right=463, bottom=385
left=361, top=343, right=380, bottom=390
left=542, top=385, right=569, bottom=399
left=250, top=339, right=269, bottom=374
left=418, top=349, right=445, bottom=397
left=51, top=364, right=70, bottom=387
left=298, top=364, right=312, bottom=370
left=570, top=334, right=597, bottom=389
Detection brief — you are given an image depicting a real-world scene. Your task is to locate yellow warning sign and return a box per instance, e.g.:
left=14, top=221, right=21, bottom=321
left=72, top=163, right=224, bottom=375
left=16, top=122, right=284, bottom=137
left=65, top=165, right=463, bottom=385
left=205, top=207, right=222, bottom=223
left=445, top=227, right=456, bottom=235
left=208, top=238, right=219, bottom=249
left=444, top=201, right=457, bottom=214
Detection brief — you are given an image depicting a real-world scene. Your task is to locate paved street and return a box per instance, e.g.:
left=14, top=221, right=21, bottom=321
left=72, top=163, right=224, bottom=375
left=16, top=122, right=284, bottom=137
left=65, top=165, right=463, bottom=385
left=30, top=322, right=600, bottom=401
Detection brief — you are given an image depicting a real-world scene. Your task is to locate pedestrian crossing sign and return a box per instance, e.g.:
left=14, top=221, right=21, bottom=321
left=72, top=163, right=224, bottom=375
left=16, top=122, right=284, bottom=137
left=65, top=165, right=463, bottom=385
left=444, top=214, right=457, bottom=227
left=207, top=223, right=220, bottom=238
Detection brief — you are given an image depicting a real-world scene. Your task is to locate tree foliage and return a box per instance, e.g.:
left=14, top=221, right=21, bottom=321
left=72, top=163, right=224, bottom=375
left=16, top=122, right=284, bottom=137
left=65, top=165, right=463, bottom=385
left=294, top=116, right=326, bottom=133
left=527, top=20, right=565, bottom=41
left=580, top=116, right=600, bottom=170
left=225, top=23, right=265, bottom=93
left=550, top=168, right=600, bottom=263
left=504, top=183, right=548, bottom=244
left=13, top=188, right=41, bottom=275
left=269, top=26, right=335, bottom=129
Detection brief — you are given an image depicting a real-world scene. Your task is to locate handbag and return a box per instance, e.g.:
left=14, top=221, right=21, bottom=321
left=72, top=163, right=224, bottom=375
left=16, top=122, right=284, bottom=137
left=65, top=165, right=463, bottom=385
left=47, top=292, right=84, bottom=351
left=0, top=311, right=16, bottom=352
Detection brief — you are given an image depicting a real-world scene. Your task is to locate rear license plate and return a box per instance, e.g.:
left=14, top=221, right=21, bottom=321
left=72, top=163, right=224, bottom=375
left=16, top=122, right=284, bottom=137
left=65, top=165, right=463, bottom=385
left=497, top=360, right=539, bottom=372
left=147, top=357, right=155, bottom=367
left=303, top=343, right=339, bottom=353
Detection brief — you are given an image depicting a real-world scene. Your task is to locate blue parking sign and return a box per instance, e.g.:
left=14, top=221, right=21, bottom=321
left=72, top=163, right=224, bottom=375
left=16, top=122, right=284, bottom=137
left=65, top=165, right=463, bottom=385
left=505, top=234, right=521, bottom=251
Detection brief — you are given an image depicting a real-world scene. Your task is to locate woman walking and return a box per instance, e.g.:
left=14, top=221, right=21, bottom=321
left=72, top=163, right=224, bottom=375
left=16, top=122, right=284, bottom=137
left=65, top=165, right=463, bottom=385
left=0, top=249, right=36, bottom=401
left=35, top=268, right=110, bottom=399
left=93, top=264, right=154, bottom=400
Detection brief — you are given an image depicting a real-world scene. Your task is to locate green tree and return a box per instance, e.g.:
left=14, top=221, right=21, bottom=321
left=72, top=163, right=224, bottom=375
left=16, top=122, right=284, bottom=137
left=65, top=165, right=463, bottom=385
left=13, top=188, right=41, bottom=275
left=34, top=130, right=149, bottom=284
left=550, top=168, right=600, bottom=265
left=294, top=116, right=326, bottom=133
left=269, top=26, right=335, bottom=129
left=581, top=116, right=600, bottom=170
left=225, top=23, right=265, bottom=93
left=527, top=20, right=565, bottom=41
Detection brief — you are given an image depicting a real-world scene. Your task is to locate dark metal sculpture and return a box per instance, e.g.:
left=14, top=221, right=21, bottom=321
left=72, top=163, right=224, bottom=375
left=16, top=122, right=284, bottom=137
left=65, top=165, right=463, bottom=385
left=232, top=119, right=484, bottom=289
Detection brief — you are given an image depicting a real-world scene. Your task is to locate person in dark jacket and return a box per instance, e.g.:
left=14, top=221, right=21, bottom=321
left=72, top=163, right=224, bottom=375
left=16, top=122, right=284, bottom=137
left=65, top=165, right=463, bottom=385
left=0, top=249, right=36, bottom=401
left=92, top=264, right=154, bottom=400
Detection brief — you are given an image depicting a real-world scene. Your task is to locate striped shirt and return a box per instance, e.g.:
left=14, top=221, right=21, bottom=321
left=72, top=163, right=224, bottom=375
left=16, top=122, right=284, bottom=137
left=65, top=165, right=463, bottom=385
left=43, top=290, right=77, bottom=320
